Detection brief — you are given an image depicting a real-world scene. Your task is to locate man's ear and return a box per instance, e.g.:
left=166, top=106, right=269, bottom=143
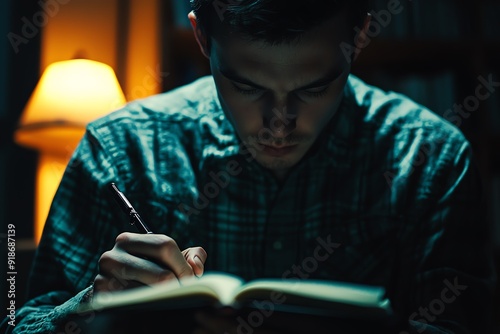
left=188, top=11, right=210, bottom=59
left=352, top=13, right=371, bottom=62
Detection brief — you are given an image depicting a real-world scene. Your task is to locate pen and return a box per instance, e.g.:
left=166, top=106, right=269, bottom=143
left=108, top=182, right=154, bottom=234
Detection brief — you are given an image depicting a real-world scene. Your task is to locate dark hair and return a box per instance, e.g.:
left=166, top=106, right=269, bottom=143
left=190, top=0, right=370, bottom=46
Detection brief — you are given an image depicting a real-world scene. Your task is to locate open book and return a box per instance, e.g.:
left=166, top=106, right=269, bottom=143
left=78, top=271, right=393, bottom=321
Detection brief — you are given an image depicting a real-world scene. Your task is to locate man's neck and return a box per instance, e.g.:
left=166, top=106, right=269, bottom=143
left=272, top=169, right=290, bottom=184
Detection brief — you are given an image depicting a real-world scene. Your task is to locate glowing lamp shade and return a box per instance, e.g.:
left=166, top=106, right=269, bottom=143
left=15, top=59, right=126, bottom=153
left=14, top=59, right=126, bottom=244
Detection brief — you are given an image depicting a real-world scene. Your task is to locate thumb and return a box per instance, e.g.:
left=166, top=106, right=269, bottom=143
left=183, top=247, right=207, bottom=277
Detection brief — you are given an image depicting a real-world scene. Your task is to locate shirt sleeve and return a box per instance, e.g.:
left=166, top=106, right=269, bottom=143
left=0, top=286, right=93, bottom=333
left=0, top=128, right=123, bottom=333
left=392, top=140, right=497, bottom=333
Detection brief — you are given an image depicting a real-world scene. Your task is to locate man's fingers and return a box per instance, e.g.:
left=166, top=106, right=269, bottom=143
left=95, top=233, right=209, bottom=293
left=94, top=274, right=145, bottom=293
left=183, top=247, right=208, bottom=277
left=115, top=232, right=195, bottom=280
left=96, top=247, right=181, bottom=290
left=190, top=255, right=204, bottom=277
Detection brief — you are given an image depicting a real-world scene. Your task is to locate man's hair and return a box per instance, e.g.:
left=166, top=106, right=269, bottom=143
left=189, top=0, right=371, bottom=46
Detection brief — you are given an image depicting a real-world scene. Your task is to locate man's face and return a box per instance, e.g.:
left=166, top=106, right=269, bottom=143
left=208, top=15, right=353, bottom=180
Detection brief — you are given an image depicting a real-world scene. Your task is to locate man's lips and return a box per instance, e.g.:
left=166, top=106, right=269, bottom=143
left=257, top=143, right=298, bottom=157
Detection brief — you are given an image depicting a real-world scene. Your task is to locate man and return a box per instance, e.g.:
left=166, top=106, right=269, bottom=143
left=1, top=0, right=496, bottom=333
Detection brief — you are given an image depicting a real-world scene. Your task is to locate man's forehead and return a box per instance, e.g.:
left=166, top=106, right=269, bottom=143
left=211, top=30, right=348, bottom=70
left=210, top=11, right=353, bottom=51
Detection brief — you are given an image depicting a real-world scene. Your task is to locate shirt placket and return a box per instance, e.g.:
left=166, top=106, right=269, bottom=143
left=262, top=177, right=302, bottom=277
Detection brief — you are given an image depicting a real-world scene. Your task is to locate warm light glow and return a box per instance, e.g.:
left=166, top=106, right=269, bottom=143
left=35, top=154, right=71, bottom=244
left=15, top=59, right=126, bottom=152
left=14, top=59, right=126, bottom=244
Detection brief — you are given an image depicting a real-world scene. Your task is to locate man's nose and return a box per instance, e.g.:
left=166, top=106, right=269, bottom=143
left=263, top=98, right=297, bottom=138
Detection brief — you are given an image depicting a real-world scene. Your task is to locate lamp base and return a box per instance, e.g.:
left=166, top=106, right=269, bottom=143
left=34, top=153, right=71, bottom=244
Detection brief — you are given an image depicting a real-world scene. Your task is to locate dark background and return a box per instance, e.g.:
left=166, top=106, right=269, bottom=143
left=1, top=0, right=499, bottom=330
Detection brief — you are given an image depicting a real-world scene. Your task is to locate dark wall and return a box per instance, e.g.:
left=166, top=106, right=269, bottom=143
left=1, top=0, right=41, bottom=236
left=1, top=0, right=41, bottom=313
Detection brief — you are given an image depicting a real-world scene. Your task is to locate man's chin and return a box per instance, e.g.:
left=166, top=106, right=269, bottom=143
left=256, top=156, right=295, bottom=172
left=253, top=149, right=305, bottom=175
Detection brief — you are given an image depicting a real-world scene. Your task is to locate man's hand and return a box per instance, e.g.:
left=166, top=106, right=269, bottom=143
left=93, top=232, right=207, bottom=293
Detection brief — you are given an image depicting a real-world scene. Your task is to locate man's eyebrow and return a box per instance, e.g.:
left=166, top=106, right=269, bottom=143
left=219, top=68, right=268, bottom=90
left=219, top=67, right=343, bottom=91
left=297, top=69, right=343, bottom=90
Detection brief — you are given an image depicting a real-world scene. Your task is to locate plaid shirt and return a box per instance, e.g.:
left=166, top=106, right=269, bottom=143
left=3, top=75, right=496, bottom=333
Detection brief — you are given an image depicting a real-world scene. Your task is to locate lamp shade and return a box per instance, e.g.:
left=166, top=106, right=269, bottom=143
left=14, top=59, right=126, bottom=154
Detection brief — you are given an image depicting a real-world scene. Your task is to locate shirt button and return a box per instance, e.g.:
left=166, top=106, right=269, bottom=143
left=273, top=240, right=283, bottom=250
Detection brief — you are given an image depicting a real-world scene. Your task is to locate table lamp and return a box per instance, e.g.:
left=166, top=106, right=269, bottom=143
left=14, top=59, right=127, bottom=244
